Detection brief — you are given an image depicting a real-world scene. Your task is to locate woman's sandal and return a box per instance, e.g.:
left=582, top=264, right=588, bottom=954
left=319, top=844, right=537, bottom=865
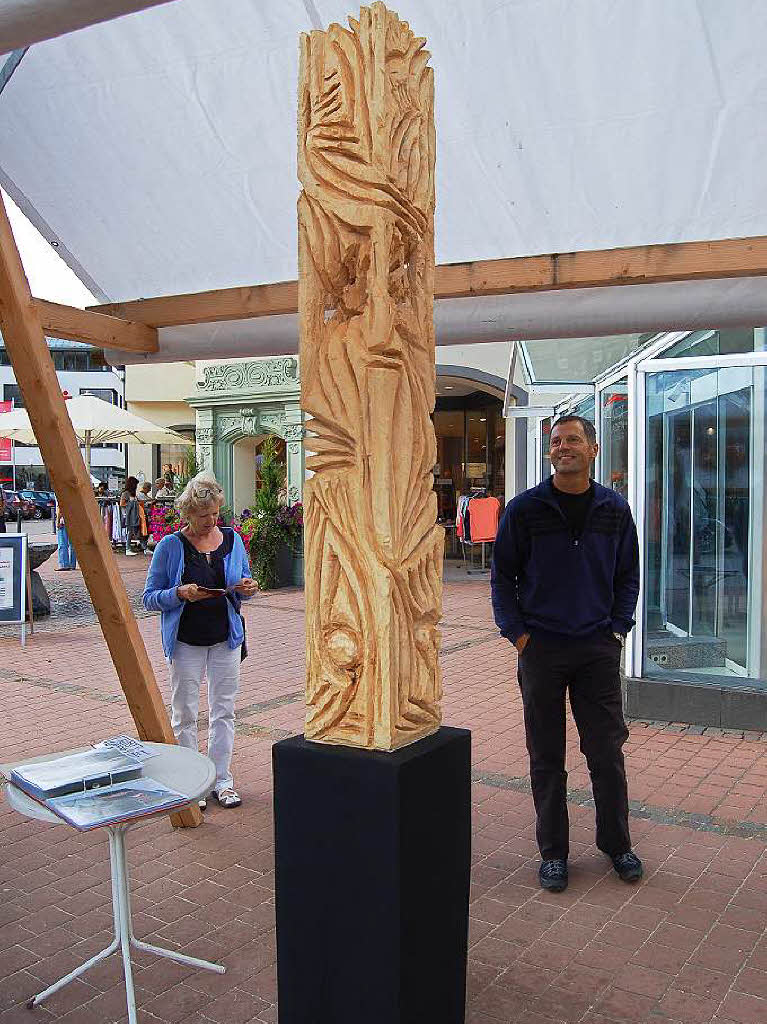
left=212, top=788, right=242, bottom=809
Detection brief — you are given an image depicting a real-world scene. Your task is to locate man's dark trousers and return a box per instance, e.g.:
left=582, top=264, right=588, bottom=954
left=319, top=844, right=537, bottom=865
left=517, top=630, right=631, bottom=861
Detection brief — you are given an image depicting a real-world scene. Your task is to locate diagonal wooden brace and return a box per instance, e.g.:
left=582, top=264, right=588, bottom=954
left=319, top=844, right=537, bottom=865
left=0, top=190, right=200, bottom=828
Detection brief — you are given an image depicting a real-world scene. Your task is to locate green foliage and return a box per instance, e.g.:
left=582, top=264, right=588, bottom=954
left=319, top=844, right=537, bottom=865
left=254, top=436, right=284, bottom=521
left=237, top=437, right=302, bottom=591
left=174, top=448, right=200, bottom=494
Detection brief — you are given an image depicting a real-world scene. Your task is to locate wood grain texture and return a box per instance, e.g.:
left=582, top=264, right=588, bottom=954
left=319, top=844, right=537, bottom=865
left=0, top=190, right=199, bottom=828
left=299, top=3, right=443, bottom=750
left=34, top=298, right=158, bottom=352
left=91, top=235, right=767, bottom=329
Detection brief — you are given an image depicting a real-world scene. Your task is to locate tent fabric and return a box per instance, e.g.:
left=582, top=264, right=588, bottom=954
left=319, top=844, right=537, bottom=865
left=0, top=1, right=178, bottom=56
left=1, top=0, right=766, bottom=307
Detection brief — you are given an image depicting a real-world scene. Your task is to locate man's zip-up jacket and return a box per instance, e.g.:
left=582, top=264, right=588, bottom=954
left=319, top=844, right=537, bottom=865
left=491, top=477, right=640, bottom=644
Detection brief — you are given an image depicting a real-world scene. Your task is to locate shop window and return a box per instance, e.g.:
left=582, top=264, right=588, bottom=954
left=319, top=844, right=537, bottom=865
left=50, top=347, right=109, bottom=371
left=570, top=395, right=595, bottom=423
left=433, top=409, right=463, bottom=521
left=3, top=384, right=23, bottom=409
left=80, top=388, right=118, bottom=405
left=644, top=365, right=765, bottom=688
left=465, top=410, right=488, bottom=487
left=433, top=393, right=505, bottom=524
left=159, top=436, right=196, bottom=484
left=600, top=385, right=629, bottom=497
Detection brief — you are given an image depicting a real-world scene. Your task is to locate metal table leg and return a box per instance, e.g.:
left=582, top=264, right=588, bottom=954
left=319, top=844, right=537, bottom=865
left=26, top=821, right=225, bottom=1019
left=116, top=825, right=226, bottom=973
left=26, top=832, right=122, bottom=1010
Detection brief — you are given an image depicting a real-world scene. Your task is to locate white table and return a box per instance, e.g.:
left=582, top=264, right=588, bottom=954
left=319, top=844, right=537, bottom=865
left=4, top=743, right=222, bottom=1024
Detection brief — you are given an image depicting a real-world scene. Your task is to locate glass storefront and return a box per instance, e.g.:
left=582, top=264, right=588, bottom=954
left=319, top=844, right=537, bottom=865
left=433, top=393, right=505, bottom=525
left=521, top=327, right=767, bottom=706
left=599, top=383, right=629, bottom=498
left=644, top=364, right=763, bottom=685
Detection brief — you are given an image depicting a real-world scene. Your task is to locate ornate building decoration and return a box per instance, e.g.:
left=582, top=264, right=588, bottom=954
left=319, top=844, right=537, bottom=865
left=283, top=423, right=306, bottom=442
left=196, top=426, right=216, bottom=470
left=215, top=409, right=288, bottom=441
left=199, top=357, right=299, bottom=393
left=299, top=3, right=442, bottom=751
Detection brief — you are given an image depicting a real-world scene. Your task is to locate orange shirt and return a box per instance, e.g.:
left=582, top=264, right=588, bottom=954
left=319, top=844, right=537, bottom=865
left=468, top=496, right=501, bottom=542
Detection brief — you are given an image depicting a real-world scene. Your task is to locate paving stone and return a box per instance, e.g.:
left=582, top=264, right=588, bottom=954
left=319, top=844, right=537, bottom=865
left=1, top=572, right=766, bottom=1024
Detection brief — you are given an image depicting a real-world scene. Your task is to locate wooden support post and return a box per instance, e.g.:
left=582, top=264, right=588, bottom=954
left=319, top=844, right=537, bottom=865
left=0, top=190, right=200, bottom=828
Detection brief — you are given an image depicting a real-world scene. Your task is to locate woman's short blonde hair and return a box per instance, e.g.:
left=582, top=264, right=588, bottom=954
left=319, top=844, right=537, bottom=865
left=175, top=470, right=225, bottom=520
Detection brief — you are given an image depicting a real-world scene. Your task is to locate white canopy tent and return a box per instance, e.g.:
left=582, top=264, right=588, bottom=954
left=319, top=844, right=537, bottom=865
left=1, top=0, right=767, bottom=362
left=0, top=1, right=178, bottom=54
left=0, top=393, right=191, bottom=470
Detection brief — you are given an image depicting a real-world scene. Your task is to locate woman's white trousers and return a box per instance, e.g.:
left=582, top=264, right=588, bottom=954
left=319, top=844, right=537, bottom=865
left=169, top=640, right=240, bottom=793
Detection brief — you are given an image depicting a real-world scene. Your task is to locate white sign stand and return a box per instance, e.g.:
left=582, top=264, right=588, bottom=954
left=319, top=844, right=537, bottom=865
left=0, top=533, right=28, bottom=646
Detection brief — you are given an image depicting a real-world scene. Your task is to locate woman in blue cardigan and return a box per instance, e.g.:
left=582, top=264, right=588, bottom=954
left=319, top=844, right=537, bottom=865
left=144, top=470, right=257, bottom=809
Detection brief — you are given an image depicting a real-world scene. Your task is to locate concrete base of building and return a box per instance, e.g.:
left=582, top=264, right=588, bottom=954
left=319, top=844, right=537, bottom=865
left=626, top=675, right=767, bottom=731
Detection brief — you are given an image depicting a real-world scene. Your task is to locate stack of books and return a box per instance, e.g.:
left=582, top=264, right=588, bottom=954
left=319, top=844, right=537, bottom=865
left=7, top=741, right=189, bottom=830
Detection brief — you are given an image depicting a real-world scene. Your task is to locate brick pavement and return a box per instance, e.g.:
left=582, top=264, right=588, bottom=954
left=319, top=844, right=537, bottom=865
left=0, top=561, right=765, bottom=1023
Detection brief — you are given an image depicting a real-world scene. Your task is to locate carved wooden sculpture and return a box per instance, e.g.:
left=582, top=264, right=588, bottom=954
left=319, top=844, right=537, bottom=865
left=299, top=2, right=442, bottom=750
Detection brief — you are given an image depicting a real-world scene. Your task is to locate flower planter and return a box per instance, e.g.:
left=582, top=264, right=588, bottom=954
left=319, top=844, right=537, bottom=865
left=291, top=550, right=304, bottom=588
left=274, top=544, right=305, bottom=589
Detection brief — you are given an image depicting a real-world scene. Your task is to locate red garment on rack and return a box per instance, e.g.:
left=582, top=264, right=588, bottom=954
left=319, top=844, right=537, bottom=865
left=468, top=496, right=501, bottom=542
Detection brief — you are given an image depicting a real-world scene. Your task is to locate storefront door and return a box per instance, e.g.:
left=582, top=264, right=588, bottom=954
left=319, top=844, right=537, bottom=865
left=646, top=367, right=757, bottom=678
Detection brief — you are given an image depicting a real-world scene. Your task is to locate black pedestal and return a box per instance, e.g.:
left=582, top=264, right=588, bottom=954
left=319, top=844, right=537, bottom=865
left=273, top=726, right=471, bottom=1024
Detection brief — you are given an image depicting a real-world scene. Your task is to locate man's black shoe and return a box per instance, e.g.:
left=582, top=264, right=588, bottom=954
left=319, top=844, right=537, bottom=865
left=539, top=859, right=568, bottom=892
left=612, top=851, right=643, bottom=882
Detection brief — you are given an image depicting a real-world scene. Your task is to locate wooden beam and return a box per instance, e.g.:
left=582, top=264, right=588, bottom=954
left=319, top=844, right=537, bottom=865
left=0, top=190, right=200, bottom=829
left=436, top=235, right=767, bottom=298
left=95, top=280, right=299, bottom=328
left=35, top=298, right=158, bottom=352
left=91, top=235, right=767, bottom=330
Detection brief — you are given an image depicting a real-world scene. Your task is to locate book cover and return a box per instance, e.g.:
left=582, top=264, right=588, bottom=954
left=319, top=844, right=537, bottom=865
left=10, top=748, right=143, bottom=800
left=47, top=778, right=189, bottom=830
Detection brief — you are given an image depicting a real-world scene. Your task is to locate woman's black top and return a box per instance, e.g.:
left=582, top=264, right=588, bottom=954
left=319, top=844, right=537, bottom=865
left=177, top=532, right=230, bottom=647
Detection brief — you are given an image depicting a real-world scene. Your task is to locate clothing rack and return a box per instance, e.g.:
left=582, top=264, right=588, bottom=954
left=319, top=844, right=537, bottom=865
left=96, top=496, right=126, bottom=548
left=455, top=491, right=501, bottom=575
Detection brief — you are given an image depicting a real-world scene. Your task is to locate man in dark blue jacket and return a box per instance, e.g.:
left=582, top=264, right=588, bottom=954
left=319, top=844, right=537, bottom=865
left=491, top=415, right=642, bottom=893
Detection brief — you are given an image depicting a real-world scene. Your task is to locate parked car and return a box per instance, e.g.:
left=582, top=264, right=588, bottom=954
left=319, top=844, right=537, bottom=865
left=18, top=490, right=56, bottom=519
left=1, top=490, right=35, bottom=521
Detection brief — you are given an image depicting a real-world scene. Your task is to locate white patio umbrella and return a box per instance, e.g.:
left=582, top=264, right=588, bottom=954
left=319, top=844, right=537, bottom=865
left=0, top=394, right=192, bottom=472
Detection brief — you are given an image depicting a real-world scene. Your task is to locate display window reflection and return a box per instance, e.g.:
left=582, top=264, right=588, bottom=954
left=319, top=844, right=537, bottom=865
left=432, top=393, right=505, bottom=524
left=600, top=385, right=629, bottom=497
left=644, top=366, right=764, bottom=686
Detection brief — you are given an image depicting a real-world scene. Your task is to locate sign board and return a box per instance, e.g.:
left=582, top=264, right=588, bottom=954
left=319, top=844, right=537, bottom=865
left=0, top=400, right=12, bottom=463
left=0, top=534, right=29, bottom=646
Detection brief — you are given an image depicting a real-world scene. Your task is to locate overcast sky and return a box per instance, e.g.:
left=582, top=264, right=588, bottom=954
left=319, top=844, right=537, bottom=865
left=4, top=190, right=95, bottom=308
